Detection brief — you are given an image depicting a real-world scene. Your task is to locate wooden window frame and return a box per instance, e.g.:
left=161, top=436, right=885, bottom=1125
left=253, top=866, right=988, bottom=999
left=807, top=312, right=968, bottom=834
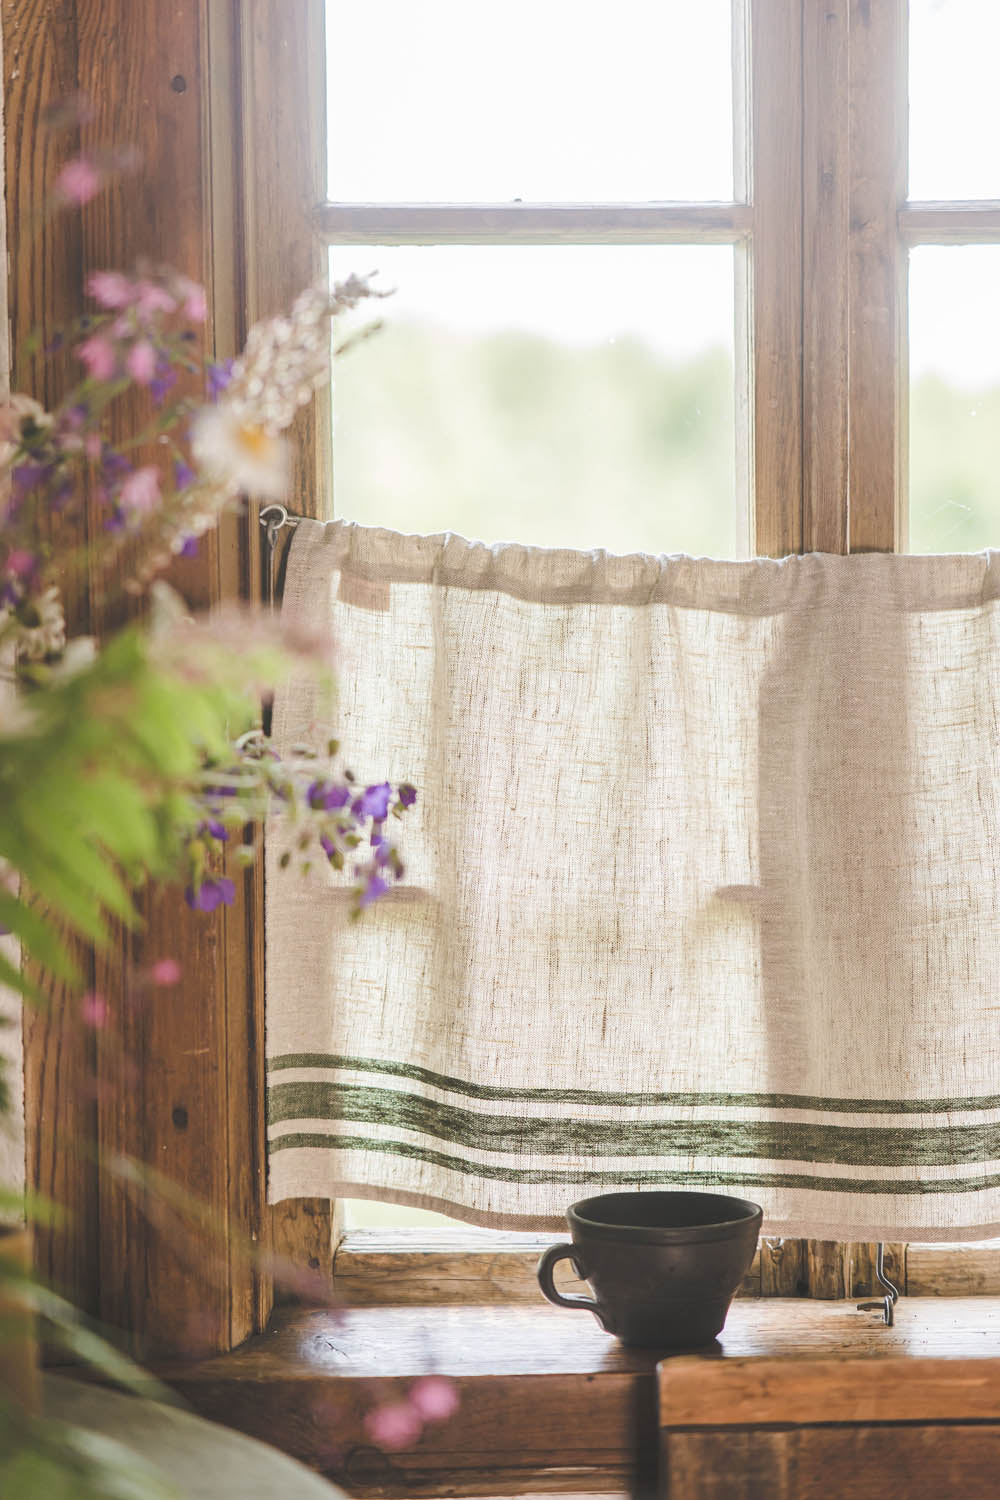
left=297, top=0, right=1000, bottom=1304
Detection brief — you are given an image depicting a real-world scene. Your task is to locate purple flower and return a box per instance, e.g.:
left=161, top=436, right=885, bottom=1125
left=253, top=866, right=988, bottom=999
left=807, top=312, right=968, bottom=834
left=308, top=779, right=351, bottom=811
left=12, top=463, right=49, bottom=497
left=353, top=782, right=392, bottom=822
left=178, top=534, right=199, bottom=559
left=359, top=874, right=389, bottom=909
left=185, top=876, right=236, bottom=912
left=199, top=819, right=229, bottom=842
left=206, top=359, right=235, bottom=401
left=150, top=359, right=178, bottom=406
left=174, top=458, right=197, bottom=490
left=397, top=783, right=417, bottom=809
left=102, top=448, right=132, bottom=476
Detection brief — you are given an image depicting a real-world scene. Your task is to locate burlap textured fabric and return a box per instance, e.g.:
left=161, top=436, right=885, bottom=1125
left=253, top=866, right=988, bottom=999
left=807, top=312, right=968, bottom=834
left=266, top=520, right=1000, bottom=1239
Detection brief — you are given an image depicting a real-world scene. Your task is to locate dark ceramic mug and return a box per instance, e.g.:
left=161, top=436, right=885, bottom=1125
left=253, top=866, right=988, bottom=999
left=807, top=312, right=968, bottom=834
left=536, top=1190, right=763, bottom=1348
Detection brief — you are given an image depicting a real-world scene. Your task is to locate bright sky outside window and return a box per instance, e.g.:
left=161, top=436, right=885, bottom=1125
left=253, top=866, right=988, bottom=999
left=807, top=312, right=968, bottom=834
left=326, top=0, right=733, bottom=202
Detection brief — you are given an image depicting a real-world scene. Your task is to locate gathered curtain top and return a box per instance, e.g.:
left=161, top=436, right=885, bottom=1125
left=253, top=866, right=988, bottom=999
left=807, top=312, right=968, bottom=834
left=313, top=519, right=1000, bottom=614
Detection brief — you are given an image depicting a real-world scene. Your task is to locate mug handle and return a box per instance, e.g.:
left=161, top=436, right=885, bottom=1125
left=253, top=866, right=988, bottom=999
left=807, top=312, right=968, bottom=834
left=536, top=1242, right=599, bottom=1315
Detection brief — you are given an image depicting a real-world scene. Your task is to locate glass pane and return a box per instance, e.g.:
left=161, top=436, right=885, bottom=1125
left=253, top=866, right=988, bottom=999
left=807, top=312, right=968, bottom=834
left=331, top=245, right=741, bottom=557
left=909, top=0, right=1000, bottom=200
left=326, top=0, right=733, bottom=202
left=909, top=246, right=1000, bottom=552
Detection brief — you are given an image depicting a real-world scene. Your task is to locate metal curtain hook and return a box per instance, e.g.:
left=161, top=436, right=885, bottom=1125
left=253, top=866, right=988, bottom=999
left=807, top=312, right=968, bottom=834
left=259, top=503, right=290, bottom=556
left=856, top=1242, right=899, bottom=1327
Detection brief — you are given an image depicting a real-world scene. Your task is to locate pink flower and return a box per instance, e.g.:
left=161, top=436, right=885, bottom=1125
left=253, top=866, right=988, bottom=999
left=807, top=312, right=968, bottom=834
left=409, top=1377, right=459, bottom=1422
left=4, top=549, right=38, bottom=579
left=178, top=278, right=207, bottom=323
left=81, top=992, right=109, bottom=1028
left=88, top=271, right=134, bottom=309
left=364, top=1401, right=423, bottom=1452
left=55, top=156, right=101, bottom=205
left=85, top=433, right=103, bottom=461
left=126, top=339, right=157, bottom=384
left=76, top=334, right=117, bottom=382
left=150, top=958, right=182, bottom=986
left=134, top=280, right=177, bottom=319
left=119, top=466, right=161, bottom=515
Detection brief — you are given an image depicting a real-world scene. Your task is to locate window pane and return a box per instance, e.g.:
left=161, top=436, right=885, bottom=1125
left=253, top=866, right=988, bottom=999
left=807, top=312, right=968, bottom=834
left=326, top=0, right=734, bottom=202
left=331, top=245, right=741, bottom=557
left=908, top=246, right=1000, bottom=553
left=909, top=0, right=1000, bottom=200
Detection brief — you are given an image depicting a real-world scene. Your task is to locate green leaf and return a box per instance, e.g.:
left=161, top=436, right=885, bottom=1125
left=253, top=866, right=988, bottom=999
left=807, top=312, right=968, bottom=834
left=0, top=894, right=79, bottom=985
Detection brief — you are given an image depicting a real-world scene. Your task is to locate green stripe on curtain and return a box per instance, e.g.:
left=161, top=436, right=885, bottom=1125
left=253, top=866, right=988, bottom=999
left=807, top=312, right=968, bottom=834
left=268, top=1132, right=1000, bottom=1196
left=267, top=1079, right=1000, bottom=1167
left=267, top=1053, right=1000, bottom=1116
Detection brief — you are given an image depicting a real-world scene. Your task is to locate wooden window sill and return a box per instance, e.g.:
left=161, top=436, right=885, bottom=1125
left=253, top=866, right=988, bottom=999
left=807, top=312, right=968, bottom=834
left=332, top=1229, right=1000, bottom=1306
left=158, top=1298, right=1000, bottom=1498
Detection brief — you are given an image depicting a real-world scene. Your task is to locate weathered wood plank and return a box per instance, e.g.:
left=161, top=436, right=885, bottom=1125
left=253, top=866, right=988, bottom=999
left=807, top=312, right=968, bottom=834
left=802, top=0, right=849, bottom=553
left=900, top=201, right=1000, bottom=242
left=748, top=0, right=803, bottom=557
left=315, top=201, right=753, bottom=245
left=332, top=1229, right=761, bottom=1307
left=664, top=1427, right=1000, bottom=1500
left=159, top=1299, right=1000, bottom=1490
left=846, top=0, right=906, bottom=553
left=2, top=0, right=102, bottom=1317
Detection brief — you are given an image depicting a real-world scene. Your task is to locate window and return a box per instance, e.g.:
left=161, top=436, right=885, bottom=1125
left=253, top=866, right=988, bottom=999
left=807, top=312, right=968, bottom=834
left=306, top=0, right=1000, bottom=1291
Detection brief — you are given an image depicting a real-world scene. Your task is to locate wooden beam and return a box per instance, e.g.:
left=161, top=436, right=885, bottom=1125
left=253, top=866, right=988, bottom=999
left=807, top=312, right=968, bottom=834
left=900, top=201, right=1000, bottom=242
left=747, top=0, right=803, bottom=557
left=802, top=0, right=849, bottom=553
left=314, top=201, right=753, bottom=246
left=846, top=0, right=907, bottom=554
left=239, top=0, right=338, bottom=1300
left=2, top=0, right=101, bottom=1318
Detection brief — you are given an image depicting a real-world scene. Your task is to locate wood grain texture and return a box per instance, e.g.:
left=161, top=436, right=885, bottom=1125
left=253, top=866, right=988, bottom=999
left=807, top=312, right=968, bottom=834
left=747, top=0, right=803, bottom=559
left=664, top=1427, right=1000, bottom=1500
left=659, top=1297, right=1000, bottom=1429
left=241, top=0, right=329, bottom=521
left=333, top=1230, right=761, bottom=1307
left=5, top=0, right=273, bottom=1358
left=907, top=1240, right=1000, bottom=1297
left=68, top=0, right=241, bottom=1360
left=757, top=1238, right=806, bottom=1298
left=316, top=201, right=753, bottom=245
left=3, top=0, right=101, bottom=1316
left=239, top=0, right=338, bottom=1292
left=160, top=1303, right=663, bottom=1490
left=157, top=1299, right=1000, bottom=1492
left=900, top=201, right=1000, bottom=242
left=802, top=0, right=849, bottom=554
left=846, top=0, right=906, bottom=553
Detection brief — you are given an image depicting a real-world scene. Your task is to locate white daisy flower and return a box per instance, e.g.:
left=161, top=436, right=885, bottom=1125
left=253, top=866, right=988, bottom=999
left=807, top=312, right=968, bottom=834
left=190, top=406, right=290, bottom=501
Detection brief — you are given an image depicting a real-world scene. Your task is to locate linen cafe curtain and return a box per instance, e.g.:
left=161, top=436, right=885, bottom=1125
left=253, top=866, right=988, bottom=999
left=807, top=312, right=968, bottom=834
left=266, top=519, right=1000, bottom=1241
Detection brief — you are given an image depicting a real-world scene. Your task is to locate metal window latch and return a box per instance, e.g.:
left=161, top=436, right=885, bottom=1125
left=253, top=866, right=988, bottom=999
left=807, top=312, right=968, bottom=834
left=856, top=1242, right=899, bottom=1327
